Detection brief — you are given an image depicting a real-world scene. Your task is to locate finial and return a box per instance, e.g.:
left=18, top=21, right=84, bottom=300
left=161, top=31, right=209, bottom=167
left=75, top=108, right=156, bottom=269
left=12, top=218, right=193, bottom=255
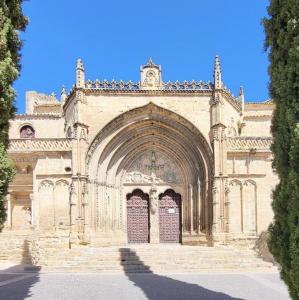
left=76, top=58, right=84, bottom=71
left=50, top=92, right=56, bottom=98
left=215, top=55, right=220, bottom=68
left=145, top=57, right=158, bottom=67
left=239, top=86, right=245, bottom=115
left=61, top=85, right=67, bottom=103
left=148, top=57, right=154, bottom=66
left=239, top=86, right=244, bottom=97
left=76, top=58, right=85, bottom=88
left=214, top=54, right=222, bottom=90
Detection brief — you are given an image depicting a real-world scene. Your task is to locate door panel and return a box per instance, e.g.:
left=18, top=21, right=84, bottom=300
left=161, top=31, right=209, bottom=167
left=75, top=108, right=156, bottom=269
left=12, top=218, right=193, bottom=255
left=127, top=189, right=149, bottom=243
left=159, top=189, right=181, bottom=243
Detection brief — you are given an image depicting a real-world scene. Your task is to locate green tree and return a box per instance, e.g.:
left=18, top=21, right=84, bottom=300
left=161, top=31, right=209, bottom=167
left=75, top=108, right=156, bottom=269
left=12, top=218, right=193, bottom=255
left=0, top=0, right=27, bottom=229
left=264, top=0, right=299, bottom=299
left=0, top=144, right=14, bottom=229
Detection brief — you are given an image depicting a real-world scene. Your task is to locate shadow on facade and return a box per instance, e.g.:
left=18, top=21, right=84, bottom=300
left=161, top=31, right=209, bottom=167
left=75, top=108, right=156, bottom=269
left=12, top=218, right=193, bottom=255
left=0, top=239, right=40, bottom=300
left=119, top=248, right=243, bottom=300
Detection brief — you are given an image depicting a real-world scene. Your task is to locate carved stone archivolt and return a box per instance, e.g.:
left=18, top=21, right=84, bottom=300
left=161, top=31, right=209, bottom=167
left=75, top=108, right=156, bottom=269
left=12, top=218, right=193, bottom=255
left=86, top=102, right=214, bottom=175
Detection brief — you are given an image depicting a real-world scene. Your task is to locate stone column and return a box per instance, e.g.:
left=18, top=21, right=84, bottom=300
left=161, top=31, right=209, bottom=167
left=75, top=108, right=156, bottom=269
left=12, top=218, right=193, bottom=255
left=149, top=184, right=159, bottom=243
left=29, top=193, right=34, bottom=227
left=82, top=182, right=89, bottom=242
left=224, top=180, right=230, bottom=233
left=189, top=184, right=194, bottom=234
left=197, top=180, right=201, bottom=233
left=6, top=194, right=12, bottom=229
left=212, top=179, right=220, bottom=233
left=69, top=183, right=77, bottom=243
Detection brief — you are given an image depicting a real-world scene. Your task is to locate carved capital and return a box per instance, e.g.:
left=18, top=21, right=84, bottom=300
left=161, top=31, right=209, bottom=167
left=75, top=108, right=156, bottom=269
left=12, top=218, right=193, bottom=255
left=212, top=128, right=219, bottom=141
left=212, top=181, right=218, bottom=194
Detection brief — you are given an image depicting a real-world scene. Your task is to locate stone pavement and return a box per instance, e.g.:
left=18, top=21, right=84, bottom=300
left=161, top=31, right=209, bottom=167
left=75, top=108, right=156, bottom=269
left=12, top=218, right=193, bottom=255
left=0, top=271, right=290, bottom=300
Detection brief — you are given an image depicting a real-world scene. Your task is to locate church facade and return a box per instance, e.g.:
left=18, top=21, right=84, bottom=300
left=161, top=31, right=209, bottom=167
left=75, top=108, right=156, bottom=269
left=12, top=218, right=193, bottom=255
left=4, top=57, right=277, bottom=247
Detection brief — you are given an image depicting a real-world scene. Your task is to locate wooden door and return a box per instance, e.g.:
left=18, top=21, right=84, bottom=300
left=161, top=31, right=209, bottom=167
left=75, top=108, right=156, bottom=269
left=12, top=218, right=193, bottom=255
left=159, top=189, right=181, bottom=243
left=127, top=189, right=149, bottom=243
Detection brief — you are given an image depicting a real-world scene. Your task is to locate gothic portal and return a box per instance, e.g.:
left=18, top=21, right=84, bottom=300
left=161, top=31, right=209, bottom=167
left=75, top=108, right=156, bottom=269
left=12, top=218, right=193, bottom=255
left=4, top=57, right=277, bottom=247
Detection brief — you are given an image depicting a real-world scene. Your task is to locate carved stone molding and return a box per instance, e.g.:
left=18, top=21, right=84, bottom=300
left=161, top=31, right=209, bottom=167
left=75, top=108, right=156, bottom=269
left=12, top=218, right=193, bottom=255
left=84, top=79, right=213, bottom=91
left=8, top=139, right=72, bottom=152
left=227, top=137, right=272, bottom=151
left=14, top=114, right=61, bottom=120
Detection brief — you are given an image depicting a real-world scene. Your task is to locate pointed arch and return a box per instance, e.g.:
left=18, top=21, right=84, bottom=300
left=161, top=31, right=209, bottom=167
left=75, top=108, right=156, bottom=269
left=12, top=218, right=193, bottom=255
left=228, top=179, right=243, bottom=233
left=86, top=102, right=213, bottom=174
left=86, top=102, right=214, bottom=235
left=243, top=179, right=257, bottom=234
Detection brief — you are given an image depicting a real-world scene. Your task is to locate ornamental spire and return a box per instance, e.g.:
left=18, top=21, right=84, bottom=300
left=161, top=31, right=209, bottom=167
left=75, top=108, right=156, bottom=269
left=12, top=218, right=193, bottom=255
left=147, top=57, right=156, bottom=67
left=239, top=86, right=245, bottom=115
left=214, top=55, right=222, bottom=89
left=76, top=58, right=85, bottom=88
left=61, top=85, right=67, bottom=104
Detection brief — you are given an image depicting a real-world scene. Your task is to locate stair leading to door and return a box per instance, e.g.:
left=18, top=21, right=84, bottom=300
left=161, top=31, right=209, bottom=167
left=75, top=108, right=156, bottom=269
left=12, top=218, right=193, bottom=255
left=0, top=232, right=277, bottom=273
left=36, top=245, right=276, bottom=273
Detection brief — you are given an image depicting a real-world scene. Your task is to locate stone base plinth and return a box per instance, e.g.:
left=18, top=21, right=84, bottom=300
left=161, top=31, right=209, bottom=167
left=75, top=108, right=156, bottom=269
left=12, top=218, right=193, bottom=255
left=182, top=233, right=208, bottom=246
left=90, top=231, right=127, bottom=247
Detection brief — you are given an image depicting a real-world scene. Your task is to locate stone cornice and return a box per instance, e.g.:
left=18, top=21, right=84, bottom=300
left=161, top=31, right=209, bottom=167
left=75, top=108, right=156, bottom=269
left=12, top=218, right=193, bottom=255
left=14, top=114, right=62, bottom=120
left=221, top=89, right=242, bottom=111
left=8, top=138, right=72, bottom=153
left=63, top=80, right=214, bottom=108
left=243, top=115, right=272, bottom=120
left=63, top=81, right=245, bottom=115
left=84, top=88, right=213, bottom=96
left=246, top=100, right=274, bottom=105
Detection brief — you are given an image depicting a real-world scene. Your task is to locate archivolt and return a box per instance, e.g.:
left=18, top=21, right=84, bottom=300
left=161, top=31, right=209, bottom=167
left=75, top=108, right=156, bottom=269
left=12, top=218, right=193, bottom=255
left=87, top=102, right=214, bottom=182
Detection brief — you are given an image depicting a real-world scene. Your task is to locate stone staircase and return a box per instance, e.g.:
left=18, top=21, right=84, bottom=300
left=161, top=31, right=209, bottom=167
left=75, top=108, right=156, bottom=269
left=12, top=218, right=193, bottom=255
left=0, top=232, right=276, bottom=273
left=38, top=245, right=276, bottom=273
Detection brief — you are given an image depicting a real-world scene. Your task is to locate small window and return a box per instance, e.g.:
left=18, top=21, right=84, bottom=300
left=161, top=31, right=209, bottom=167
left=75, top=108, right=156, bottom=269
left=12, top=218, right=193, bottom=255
left=20, top=125, right=35, bottom=139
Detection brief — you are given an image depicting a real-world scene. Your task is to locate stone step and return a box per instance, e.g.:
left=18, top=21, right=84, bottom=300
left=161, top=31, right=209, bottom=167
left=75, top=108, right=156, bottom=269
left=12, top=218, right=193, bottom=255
left=40, top=265, right=275, bottom=273
left=0, top=234, right=274, bottom=273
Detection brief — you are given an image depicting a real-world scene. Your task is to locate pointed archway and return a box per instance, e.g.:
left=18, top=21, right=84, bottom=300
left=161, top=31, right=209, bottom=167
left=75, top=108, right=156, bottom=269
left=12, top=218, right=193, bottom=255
left=86, top=103, right=214, bottom=245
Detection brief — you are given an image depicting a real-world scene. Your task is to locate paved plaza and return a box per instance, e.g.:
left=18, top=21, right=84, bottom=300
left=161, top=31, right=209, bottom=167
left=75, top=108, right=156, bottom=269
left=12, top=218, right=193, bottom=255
left=0, top=271, right=290, bottom=300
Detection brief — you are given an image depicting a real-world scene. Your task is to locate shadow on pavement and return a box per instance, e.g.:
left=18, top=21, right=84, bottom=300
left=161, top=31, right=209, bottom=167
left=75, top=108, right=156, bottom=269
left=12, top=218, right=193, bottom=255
left=119, top=248, right=243, bottom=300
left=0, top=239, right=40, bottom=300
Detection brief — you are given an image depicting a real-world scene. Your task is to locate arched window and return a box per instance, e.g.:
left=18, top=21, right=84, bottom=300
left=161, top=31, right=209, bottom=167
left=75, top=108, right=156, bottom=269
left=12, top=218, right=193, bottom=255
left=20, top=125, right=35, bottom=139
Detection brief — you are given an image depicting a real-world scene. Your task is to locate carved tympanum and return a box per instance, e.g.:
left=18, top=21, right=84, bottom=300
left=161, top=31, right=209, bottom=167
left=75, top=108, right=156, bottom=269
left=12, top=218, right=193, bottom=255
left=124, top=150, right=183, bottom=184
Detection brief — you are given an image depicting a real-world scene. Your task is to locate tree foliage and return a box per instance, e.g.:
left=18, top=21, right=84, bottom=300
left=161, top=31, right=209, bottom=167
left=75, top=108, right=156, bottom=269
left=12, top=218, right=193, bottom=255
left=264, top=1, right=299, bottom=298
left=0, top=144, right=14, bottom=230
left=0, top=1, right=27, bottom=229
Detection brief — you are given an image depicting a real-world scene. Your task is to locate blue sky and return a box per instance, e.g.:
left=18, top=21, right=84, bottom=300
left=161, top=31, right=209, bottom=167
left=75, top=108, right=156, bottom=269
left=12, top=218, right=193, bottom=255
left=15, top=0, right=270, bottom=113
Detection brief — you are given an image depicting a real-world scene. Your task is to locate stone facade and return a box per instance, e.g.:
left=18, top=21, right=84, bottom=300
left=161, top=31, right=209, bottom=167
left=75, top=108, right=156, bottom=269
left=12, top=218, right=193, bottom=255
left=4, top=57, right=277, bottom=247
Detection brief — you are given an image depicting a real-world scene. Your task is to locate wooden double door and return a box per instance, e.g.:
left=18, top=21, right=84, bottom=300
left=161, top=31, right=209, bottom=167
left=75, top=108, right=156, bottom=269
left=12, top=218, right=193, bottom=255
left=127, top=189, right=181, bottom=244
